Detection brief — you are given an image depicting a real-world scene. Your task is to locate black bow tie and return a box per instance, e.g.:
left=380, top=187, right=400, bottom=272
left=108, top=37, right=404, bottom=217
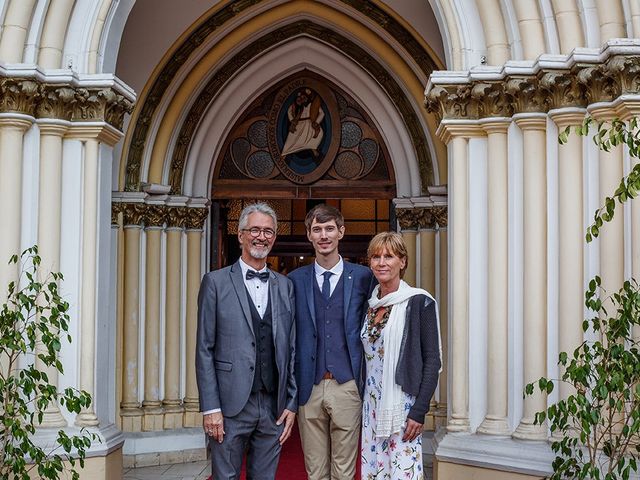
left=246, top=270, right=269, bottom=282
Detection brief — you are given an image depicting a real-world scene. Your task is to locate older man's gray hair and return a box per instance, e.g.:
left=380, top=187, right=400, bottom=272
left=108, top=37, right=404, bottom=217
left=238, top=202, right=278, bottom=231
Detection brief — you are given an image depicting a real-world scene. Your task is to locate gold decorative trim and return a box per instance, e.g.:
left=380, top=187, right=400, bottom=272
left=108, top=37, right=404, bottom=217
left=115, top=202, right=209, bottom=230
left=396, top=206, right=448, bottom=230
left=425, top=54, right=640, bottom=121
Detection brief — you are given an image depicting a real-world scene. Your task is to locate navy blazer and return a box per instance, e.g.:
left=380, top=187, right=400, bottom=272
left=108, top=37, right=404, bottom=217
left=289, top=261, right=375, bottom=406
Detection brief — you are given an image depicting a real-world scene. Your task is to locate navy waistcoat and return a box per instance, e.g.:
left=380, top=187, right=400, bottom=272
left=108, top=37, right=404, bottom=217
left=314, top=274, right=354, bottom=384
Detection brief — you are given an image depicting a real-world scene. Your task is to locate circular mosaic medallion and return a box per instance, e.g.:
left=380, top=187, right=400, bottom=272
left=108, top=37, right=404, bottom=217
left=359, top=138, right=379, bottom=172
left=341, top=122, right=362, bottom=149
left=248, top=120, right=268, bottom=148
left=246, top=151, right=275, bottom=178
left=334, top=151, right=362, bottom=179
left=231, top=138, right=251, bottom=173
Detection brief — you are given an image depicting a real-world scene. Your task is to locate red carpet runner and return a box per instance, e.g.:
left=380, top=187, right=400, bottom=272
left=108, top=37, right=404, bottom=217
left=208, top=422, right=361, bottom=479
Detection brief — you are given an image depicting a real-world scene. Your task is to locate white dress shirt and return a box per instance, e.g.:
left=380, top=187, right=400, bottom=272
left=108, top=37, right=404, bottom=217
left=314, top=257, right=344, bottom=296
left=239, top=257, right=269, bottom=318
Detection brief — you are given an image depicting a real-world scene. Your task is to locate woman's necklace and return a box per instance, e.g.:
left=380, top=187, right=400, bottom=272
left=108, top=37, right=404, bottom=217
left=365, top=305, right=392, bottom=343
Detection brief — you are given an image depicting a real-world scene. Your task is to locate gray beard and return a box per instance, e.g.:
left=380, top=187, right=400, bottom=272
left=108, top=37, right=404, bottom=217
left=249, top=245, right=270, bottom=259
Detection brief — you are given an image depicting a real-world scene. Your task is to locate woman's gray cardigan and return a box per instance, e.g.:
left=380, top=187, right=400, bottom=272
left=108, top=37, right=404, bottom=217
left=395, top=294, right=441, bottom=424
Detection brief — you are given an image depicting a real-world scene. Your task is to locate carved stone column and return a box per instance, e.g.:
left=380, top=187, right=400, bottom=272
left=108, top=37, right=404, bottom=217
left=75, top=137, right=101, bottom=427
left=143, top=205, right=165, bottom=431
left=418, top=209, right=437, bottom=428
left=477, top=118, right=511, bottom=436
left=183, top=207, right=209, bottom=427
left=550, top=108, right=586, bottom=409
left=438, top=124, right=481, bottom=432
left=121, top=204, right=145, bottom=432
left=36, top=114, right=70, bottom=428
left=436, top=207, right=448, bottom=427
left=513, top=114, right=548, bottom=441
left=163, top=207, right=185, bottom=429
left=0, top=114, right=33, bottom=299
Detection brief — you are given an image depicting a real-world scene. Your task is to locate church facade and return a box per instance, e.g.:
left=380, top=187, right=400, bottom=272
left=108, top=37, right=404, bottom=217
left=0, top=0, right=638, bottom=478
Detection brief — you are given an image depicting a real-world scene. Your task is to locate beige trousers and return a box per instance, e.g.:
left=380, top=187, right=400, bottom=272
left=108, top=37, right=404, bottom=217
left=297, top=379, right=362, bottom=480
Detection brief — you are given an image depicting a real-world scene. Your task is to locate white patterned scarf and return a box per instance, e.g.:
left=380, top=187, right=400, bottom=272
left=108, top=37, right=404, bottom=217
left=367, top=280, right=440, bottom=438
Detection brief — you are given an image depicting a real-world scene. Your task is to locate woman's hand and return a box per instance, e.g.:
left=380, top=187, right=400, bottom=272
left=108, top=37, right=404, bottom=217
left=403, top=418, right=423, bottom=442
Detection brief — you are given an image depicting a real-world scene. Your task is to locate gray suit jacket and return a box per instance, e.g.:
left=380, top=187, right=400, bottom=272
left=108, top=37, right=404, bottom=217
left=195, top=261, right=297, bottom=418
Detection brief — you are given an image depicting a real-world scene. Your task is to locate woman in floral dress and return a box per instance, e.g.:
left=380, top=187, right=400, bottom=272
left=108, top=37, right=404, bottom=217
left=361, top=232, right=441, bottom=480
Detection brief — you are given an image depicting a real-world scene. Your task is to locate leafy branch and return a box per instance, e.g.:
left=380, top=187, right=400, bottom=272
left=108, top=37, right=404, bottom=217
left=0, top=246, right=97, bottom=480
left=526, top=277, right=640, bottom=480
left=559, top=116, right=640, bottom=243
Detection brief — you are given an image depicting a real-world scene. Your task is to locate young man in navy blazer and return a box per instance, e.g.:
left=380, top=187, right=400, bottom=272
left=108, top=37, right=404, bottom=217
left=288, top=204, right=375, bottom=480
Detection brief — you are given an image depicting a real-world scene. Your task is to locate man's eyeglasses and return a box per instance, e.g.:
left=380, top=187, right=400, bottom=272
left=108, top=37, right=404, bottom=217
left=241, top=227, right=276, bottom=239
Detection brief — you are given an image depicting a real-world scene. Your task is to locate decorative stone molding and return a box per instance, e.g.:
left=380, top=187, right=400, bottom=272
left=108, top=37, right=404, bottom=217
left=184, top=208, right=209, bottom=230
left=121, top=203, right=146, bottom=227
left=114, top=202, right=209, bottom=230
left=396, top=206, right=448, bottom=230
left=166, top=207, right=187, bottom=228
left=74, top=88, right=133, bottom=131
left=426, top=50, right=640, bottom=121
left=0, top=79, right=39, bottom=115
left=111, top=203, right=123, bottom=226
left=0, top=76, right=133, bottom=130
left=143, top=205, right=166, bottom=228
left=36, top=85, right=76, bottom=121
left=472, top=83, right=513, bottom=118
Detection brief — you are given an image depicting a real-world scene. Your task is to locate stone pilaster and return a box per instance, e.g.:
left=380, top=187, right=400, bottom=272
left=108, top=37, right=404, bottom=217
left=142, top=205, right=166, bottom=431
left=183, top=207, right=209, bottom=427
left=512, top=115, right=548, bottom=441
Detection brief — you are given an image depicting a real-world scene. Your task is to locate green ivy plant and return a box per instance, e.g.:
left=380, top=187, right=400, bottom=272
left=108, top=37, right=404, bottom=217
left=0, top=246, right=96, bottom=480
left=559, top=116, right=640, bottom=242
left=526, top=276, right=640, bottom=479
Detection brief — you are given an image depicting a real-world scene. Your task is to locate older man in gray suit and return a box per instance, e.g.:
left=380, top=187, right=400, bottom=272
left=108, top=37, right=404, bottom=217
left=196, top=202, right=297, bottom=479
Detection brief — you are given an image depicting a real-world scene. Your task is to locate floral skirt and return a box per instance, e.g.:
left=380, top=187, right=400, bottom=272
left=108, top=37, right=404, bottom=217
left=361, top=333, right=423, bottom=480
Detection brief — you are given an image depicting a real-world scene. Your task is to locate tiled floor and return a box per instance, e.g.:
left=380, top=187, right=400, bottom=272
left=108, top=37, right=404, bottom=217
left=123, top=461, right=210, bottom=480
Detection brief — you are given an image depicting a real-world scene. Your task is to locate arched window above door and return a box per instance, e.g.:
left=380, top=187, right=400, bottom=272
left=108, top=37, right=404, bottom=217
left=212, top=70, right=396, bottom=199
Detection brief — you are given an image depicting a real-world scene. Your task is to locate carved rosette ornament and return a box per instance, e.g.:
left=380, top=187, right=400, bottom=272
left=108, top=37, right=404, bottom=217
left=111, top=203, right=123, bottom=226
left=577, top=65, right=618, bottom=105
left=396, top=207, right=447, bottom=231
left=144, top=205, right=167, bottom=228
left=606, top=55, right=640, bottom=94
left=166, top=207, right=187, bottom=229
left=431, top=206, right=448, bottom=228
left=471, top=83, right=513, bottom=118
left=72, top=88, right=133, bottom=130
left=122, top=203, right=146, bottom=227
left=539, top=72, right=586, bottom=111
left=185, top=208, right=209, bottom=230
left=0, top=79, right=39, bottom=115
left=505, top=77, right=548, bottom=114
left=37, top=86, right=76, bottom=120
left=425, top=84, right=480, bottom=122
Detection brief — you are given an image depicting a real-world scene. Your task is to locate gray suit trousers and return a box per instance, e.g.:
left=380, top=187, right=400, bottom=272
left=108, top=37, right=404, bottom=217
left=209, top=390, right=284, bottom=480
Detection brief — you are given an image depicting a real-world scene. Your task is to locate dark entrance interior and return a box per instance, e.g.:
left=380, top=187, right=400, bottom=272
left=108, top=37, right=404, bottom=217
left=210, top=198, right=394, bottom=272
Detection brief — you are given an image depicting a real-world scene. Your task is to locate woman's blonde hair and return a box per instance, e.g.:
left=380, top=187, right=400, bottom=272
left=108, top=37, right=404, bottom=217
left=367, top=231, right=408, bottom=278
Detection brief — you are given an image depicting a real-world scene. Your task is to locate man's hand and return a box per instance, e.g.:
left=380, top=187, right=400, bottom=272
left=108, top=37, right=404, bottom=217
left=203, top=412, right=225, bottom=444
left=276, top=409, right=296, bottom=445
left=402, top=418, right=423, bottom=442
